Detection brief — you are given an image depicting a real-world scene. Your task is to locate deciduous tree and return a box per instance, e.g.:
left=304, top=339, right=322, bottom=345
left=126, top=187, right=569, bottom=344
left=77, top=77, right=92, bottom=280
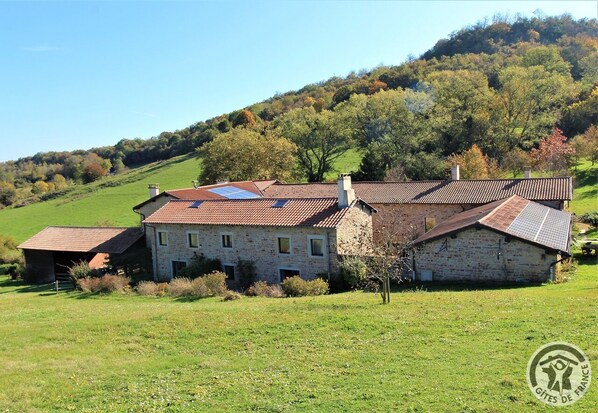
left=199, top=128, right=297, bottom=184
left=530, top=128, right=576, bottom=175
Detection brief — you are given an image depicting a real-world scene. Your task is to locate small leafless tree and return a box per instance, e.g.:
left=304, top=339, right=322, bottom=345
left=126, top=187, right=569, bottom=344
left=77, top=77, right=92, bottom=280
left=339, top=215, right=418, bottom=304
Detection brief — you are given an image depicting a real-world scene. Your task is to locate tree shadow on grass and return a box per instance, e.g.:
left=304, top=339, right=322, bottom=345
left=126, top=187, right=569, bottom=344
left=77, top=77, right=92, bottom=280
left=0, top=277, right=74, bottom=295
left=393, top=280, right=542, bottom=294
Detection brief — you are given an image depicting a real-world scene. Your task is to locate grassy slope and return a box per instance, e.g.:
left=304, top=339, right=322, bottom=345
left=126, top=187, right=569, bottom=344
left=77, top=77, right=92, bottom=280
left=0, top=150, right=362, bottom=243
left=0, top=257, right=595, bottom=412
left=570, top=159, right=598, bottom=215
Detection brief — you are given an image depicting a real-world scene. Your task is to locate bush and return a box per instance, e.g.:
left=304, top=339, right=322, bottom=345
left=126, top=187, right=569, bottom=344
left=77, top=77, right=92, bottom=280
left=580, top=212, right=598, bottom=227
left=136, top=281, right=168, bottom=296
left=203, top=271, right=228, bottom=295
left=237, top=259, right=256, bottom=289
left=167, top=278, right=194, bottom=297
left=177, top=254, right=221, bottom=279
left=281, top=276, right=329, bottom=297
left=222, top=291, right=242, bottom=301
left=190, top=277, right=211, bottom=298
left=77, top=275, right=130, bottom=293
left=69, top=261, right=101, bottom=284
left=245, top=281, right=285, bottom=298
left=339, top=257, right=368, bottom=289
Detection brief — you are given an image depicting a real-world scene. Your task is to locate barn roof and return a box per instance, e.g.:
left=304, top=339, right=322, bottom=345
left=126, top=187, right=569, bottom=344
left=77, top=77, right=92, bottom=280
left=143, top=198, right=372, bottom=228
left=412, top=196, right=572, bottom=253
left=18, top=227, right=144, bottom=254
left=133, top=180, right=278, bottom=210
left=263, top=178, right=572, bottom=204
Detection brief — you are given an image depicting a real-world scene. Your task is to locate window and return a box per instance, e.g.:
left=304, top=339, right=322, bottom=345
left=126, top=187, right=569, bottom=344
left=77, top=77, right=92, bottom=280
left=278, top=236, right=291, bottom=254
left=308, top=236, right=325, bottom=257
left=222, top=233, right=233, bottom=248
left=172, top=260, right=187, bottom=277
left=424, top=217, right=436, bottom=232
left=158, top=231, right=168, bottom=246
left=223, top=264, right=235, bottom=280
left=279, top=268, right=300, bottom=282
left=187, top=232, right=199, bottom=249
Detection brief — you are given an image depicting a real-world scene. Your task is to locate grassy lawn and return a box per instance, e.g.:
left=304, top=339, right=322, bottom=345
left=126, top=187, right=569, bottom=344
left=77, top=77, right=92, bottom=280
left=0, top=257, right=596, bottom=412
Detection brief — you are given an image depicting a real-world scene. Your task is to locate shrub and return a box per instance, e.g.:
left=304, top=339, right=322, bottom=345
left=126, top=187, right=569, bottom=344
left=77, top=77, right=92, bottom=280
left=136, top=281, right=168, bottom=296
left=245, top=281, right=285, bottom=298
left=77, top=275, right=129, bottom=293
left=580, top=211, right=598, bottom=227
left=203, top=271, right=228, bottom=295
left=177, top=254, right=221, bottom=279
left=237, top=259, right=256, bottom=289
left=281, top=276, right=329, bottom=297
left=69, top=261, right=101, bottom=284
left=222, top=291, right=242, bottom=301
left=190, top=277, right=211, bottom=298
left=167, top=278, right=194, bottom=297
left=339, top=257, right=368, bottom=289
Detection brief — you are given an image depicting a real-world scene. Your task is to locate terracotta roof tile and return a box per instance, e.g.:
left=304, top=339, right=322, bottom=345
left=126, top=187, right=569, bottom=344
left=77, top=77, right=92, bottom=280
left=144, top=198, right=358, bottom=228
left=413, top=195, right=571, bottom=252
left=263, top=178, right=572, bottom=204
left=18, top=227, right=143, bottom=254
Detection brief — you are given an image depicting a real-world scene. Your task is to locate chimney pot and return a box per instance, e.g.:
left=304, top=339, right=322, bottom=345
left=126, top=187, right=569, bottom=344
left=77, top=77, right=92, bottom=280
left=148, top=184, right=160, bottom=198
left=451, top=165, right=460, bottom=180
left=524, top=168, right=532, bottom=179
left=337, top=174, right=355, bottom=208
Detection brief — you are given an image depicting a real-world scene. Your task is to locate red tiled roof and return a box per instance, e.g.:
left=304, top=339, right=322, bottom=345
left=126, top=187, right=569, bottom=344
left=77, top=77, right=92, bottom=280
left=413, top=195, right=571, bottom=252
left=133, top=180, right=277, bottom=210
left=18, top=227, right=143, bottom=254
left=263, top=178, right=572, bottom=204
left=143, top=198, right=361, bottom=228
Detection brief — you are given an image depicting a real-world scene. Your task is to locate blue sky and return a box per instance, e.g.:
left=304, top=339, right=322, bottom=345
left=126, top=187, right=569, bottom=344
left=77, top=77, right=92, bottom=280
left=0, top=1, right=596, bottom=162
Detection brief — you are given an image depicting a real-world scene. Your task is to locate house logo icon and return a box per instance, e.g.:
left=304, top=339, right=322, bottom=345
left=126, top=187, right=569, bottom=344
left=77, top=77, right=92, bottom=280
left=527, top=342, right=592, bottom=406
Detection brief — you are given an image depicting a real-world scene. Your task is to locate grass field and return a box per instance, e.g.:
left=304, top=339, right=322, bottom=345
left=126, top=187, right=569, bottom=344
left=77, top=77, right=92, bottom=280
left=0, top=253, right=595, bottom=412
left=570, top=160, right=598, bottom=215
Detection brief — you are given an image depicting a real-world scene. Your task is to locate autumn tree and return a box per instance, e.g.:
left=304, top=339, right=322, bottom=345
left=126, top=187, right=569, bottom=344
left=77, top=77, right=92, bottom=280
left=501, top=148, right=531, bottom=177
left=447, top=144, right=498, bottom=179
left=31, top=181, right=50, bottom=195
left=232, top=109, right=257, bottom=128
left=52, top=174, right=68, bottom=190
left=0, top=181, right=16, bottom=207
left=571, top=125, right=598, bottom=165
left=530, top=128, right=576, bottom=175
left=199, top=128, right=297, bottom=184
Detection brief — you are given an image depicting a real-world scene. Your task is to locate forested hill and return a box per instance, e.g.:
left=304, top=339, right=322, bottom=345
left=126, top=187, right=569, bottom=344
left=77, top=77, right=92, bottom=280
left=1, top=14, right=597, bottom=209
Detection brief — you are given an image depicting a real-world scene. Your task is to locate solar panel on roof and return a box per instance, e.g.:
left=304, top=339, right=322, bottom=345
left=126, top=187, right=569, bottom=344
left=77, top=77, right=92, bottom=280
left=189, top=201, right=204, bottom=208
left=208, top=186, right=260, bottom=199
left=272, top=199, right=289, bottom=208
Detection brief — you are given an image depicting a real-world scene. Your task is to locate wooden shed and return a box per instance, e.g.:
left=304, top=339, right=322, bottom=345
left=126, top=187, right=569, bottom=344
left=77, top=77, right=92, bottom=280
left=18, top=226, right=144, bottom=283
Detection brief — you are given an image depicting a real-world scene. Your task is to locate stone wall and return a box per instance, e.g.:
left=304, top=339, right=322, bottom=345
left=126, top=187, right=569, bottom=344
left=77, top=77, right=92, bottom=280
left=149, top=223, right=335, bottom=283
left=413, top=227, right=557, bottom=283
left=371, top=203, right=473, bottom=242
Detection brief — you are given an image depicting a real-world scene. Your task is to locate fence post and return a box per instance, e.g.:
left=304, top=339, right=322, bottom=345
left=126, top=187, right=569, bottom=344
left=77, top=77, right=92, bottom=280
left=55, top=280, right=59, bottom=293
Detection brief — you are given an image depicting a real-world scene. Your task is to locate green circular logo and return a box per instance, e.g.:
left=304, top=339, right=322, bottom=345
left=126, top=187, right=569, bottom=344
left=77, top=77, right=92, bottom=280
left=527, top=342, right=592, bottom=406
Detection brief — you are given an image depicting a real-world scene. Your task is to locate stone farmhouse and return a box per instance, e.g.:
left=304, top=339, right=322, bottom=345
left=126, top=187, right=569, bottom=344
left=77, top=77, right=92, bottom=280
left=143, top=181, right=374, bottom=283
left=19, top=168, right=573, bottom=285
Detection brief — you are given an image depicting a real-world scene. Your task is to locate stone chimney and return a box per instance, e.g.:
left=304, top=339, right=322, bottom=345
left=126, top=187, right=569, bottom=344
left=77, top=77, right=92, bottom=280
left=148, top=183, right=160, bottom=198
left=524, top=168, right=532, bottom=179
left=337, top=174, right=355, bottom=208
left=451, top=165, right=460, bottom=180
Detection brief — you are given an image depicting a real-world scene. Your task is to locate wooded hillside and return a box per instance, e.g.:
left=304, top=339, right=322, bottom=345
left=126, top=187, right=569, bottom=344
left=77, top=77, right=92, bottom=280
left=1, top=14, right=596, bottom=207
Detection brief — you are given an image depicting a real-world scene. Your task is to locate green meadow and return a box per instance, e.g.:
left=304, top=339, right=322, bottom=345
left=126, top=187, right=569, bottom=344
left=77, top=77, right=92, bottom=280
left=0, top=254, right=595, bottom=412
